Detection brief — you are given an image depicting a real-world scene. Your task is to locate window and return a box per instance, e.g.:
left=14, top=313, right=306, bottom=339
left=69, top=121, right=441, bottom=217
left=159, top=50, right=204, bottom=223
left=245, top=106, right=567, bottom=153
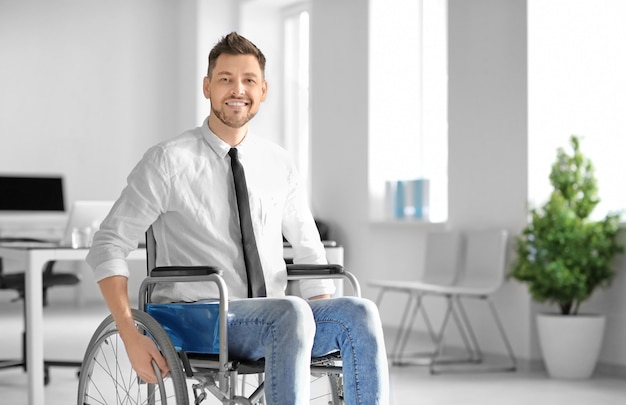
left=368, top=0, right=448, bottom=223
left=280, top=0, right=448, bottom=220
left=283, top=7, right=311, bottom=194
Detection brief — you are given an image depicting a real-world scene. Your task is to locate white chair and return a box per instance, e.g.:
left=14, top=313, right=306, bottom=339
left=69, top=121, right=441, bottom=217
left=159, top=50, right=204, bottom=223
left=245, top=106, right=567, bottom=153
left=422, top=228, right=516, bottom=373
left=369, top=230, right=465, bottom=364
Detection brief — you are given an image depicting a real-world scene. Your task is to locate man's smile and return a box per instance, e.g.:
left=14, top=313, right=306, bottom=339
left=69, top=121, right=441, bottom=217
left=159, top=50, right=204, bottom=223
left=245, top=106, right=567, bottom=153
left=226, top=100, right=249, bottom=108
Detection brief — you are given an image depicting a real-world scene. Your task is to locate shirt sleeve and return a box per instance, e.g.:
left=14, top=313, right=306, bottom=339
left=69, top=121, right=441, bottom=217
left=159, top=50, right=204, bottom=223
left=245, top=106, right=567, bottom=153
left=86, top=145, right=170, bottom=280
left=91, top=259, right=130, bottom=282
left=281, top=159, right=336, bottom=299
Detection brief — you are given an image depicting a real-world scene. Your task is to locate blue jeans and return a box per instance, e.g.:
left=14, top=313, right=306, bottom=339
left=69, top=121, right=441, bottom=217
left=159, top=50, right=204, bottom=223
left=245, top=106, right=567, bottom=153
left=227, top=296, right=389, bottom=405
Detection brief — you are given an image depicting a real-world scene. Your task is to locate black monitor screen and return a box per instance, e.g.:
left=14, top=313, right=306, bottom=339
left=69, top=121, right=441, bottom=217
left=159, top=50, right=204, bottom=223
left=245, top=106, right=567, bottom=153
left=0, top=176, right=65, bottom=211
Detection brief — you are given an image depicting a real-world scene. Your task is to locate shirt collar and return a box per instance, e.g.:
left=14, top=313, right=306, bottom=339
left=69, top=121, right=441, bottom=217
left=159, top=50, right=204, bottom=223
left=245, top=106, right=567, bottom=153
left=200, top=117, right=253, bottom=159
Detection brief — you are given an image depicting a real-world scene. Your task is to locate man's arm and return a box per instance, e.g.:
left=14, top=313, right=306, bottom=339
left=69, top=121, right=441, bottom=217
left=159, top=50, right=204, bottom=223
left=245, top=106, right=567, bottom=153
left=98, top=275, right=169, bottom=383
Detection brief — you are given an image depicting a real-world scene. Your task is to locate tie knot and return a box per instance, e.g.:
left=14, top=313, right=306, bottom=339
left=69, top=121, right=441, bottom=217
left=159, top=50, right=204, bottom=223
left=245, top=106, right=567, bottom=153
left=228, top=148, right=238, bottom=160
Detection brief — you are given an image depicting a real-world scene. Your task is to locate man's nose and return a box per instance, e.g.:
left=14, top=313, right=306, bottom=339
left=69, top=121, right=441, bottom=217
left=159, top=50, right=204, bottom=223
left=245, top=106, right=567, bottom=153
left=231, top=81, right=245, bottom=96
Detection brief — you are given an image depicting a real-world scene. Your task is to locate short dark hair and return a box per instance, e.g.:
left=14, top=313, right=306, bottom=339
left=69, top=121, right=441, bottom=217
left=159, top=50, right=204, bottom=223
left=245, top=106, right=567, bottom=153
left=207, top=32, right=266, bottom=78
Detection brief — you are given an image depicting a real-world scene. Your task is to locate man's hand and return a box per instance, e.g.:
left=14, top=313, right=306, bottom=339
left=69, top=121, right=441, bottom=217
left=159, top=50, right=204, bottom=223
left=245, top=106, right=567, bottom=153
left=98, top=276, right=169, bottom=383
left=123, top=331, right=170, bottom=384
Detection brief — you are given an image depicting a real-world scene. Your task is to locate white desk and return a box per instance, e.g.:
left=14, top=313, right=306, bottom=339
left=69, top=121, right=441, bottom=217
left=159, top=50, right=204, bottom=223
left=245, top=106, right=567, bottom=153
left=0, top=244, right=146, bottom=405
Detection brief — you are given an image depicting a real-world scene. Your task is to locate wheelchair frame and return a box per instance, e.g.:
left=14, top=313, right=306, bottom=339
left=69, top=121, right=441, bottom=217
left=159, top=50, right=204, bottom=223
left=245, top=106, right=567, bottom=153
left=77, top=235, right=360, bottom=404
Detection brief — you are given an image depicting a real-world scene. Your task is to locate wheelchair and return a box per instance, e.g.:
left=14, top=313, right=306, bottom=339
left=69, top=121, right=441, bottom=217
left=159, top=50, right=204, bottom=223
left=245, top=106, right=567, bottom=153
left=76, top=229, right=361, bottom=404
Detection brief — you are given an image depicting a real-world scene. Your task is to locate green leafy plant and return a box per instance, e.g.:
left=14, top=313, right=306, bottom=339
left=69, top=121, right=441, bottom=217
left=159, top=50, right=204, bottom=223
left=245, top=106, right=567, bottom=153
left=511, top=135, right=624, bottom=315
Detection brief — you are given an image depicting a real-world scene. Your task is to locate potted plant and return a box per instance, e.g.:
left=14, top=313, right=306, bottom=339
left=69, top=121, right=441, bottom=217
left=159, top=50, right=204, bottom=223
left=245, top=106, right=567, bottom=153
left=510, top=135, right=624, bottom=379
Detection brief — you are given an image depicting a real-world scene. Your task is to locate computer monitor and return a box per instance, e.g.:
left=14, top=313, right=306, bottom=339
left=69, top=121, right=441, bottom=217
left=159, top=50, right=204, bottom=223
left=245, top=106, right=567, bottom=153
left=0, top=175, right=65, bottom=212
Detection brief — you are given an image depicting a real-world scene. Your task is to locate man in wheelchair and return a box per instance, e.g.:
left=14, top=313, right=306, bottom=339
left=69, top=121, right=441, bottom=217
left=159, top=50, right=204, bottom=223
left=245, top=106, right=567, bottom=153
left=86, top=32, right=389, bottom=404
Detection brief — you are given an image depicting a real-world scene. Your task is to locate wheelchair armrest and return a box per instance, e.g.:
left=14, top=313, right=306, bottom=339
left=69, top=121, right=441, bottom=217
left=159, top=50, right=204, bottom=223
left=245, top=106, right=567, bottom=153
left=150, top=266, right=222, bottom=277
left=139, top=266, right=228, bottom=309
left=286, top=263, right=344, bottom=276
left=286, top=264, right=361, bottom=298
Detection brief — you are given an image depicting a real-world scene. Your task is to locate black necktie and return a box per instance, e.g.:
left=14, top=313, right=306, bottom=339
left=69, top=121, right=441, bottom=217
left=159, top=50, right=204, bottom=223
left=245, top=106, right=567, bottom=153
left=228, top=148, right=267, bottom=298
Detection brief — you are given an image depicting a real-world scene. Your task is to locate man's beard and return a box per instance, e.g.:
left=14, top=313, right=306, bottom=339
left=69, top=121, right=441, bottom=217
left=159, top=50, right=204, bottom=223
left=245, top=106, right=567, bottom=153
left=211, top=105, right=256, bottom=129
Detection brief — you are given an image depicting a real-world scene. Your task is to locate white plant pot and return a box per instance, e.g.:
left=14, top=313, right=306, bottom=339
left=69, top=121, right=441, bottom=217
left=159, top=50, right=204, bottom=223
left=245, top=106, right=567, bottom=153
left=536, top=313, right=606, bottom=379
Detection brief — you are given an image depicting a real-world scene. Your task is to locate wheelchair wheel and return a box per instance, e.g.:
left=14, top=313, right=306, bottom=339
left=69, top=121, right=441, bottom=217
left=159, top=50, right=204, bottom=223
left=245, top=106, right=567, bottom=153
left=77, top=309, right=189, bottom=405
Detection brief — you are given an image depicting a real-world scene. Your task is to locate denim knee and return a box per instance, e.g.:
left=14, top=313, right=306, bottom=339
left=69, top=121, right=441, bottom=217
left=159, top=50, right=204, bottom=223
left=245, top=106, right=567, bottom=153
left=270, top=296, right=316, bottom=345
left=329, top=297, right=380, bottom=326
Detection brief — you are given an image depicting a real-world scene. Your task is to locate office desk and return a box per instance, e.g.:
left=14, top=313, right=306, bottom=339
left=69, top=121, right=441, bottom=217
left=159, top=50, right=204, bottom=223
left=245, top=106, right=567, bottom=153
left=0, top=244, right=146, bottom=405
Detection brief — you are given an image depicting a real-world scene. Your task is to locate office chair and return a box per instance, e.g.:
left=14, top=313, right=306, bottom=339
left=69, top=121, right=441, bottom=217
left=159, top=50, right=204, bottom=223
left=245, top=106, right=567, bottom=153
left=0, top=256, right=82, bottom=384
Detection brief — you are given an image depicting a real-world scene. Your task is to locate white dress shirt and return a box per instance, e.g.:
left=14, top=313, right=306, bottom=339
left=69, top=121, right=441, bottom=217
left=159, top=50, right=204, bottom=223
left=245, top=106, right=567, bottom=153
left=86, top=119, right=335, bottom=302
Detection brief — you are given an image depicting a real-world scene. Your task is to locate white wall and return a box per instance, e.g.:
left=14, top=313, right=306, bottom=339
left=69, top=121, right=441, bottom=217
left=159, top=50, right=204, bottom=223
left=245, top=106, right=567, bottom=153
left=447, top=0, right=533, bottom=360
left=0, top=0, right=199, bottom=204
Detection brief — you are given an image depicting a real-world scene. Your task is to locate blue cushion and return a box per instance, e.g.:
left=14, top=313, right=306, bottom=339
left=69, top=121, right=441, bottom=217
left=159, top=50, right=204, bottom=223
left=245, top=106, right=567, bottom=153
left=145, top=300, right=220, bottom=354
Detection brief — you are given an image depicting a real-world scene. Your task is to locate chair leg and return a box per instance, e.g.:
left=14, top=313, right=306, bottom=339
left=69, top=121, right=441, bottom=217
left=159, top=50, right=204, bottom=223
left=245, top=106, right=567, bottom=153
left=429, top=295, right=455, bottom=373
left=0, top=317, right=49, bottom=384
left=454, top=297, right=483, bottom=362
left=374, top=288, right=423, bottom=364
left=21, top=330, right=27, bottom=371
left=486, top=298, right=517, bottom=371
left=390, top=292, right=416, bottom=362
left=422, top=294, right=471, bottom=353
left=428, top=295, right=483, bottom=374
left=396, top=293, right=475, bottom=368
left=373, top=288, right=387, bottom=307
left=20, top=292, right=81, bottom=382
left=430, top=296, right=517, bottom=374
left=394, top=293, right=440, bottom=364
left=0, top=333, right=25, bottom=371
left=0, top=302, right=27, bottom=372
left=391, top=296, right=420, bottom=360
left=454, top=296, right=517, bottom=371
left=420, top=300, right=440, bottom=344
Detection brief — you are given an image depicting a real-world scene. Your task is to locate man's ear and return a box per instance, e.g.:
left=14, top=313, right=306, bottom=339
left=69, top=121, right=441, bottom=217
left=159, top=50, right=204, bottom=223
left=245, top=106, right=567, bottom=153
left=203, top=76, right=211, bottom=99
left=261, top=80, right=268, bottom=102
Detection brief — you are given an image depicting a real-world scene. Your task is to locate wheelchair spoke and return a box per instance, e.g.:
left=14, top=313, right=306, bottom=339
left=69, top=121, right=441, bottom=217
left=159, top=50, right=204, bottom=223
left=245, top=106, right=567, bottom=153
left=79, top=333, right=177, bottom=404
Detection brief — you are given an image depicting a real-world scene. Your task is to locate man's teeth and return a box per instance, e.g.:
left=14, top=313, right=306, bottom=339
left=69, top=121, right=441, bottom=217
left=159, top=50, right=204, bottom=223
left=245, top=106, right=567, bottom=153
left=228, top=101, right=246, bottom=106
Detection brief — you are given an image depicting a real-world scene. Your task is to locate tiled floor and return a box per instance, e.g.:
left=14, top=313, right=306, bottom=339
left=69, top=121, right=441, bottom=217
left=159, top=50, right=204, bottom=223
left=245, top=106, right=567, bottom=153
left=1, top=301, right=626, bottom=404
